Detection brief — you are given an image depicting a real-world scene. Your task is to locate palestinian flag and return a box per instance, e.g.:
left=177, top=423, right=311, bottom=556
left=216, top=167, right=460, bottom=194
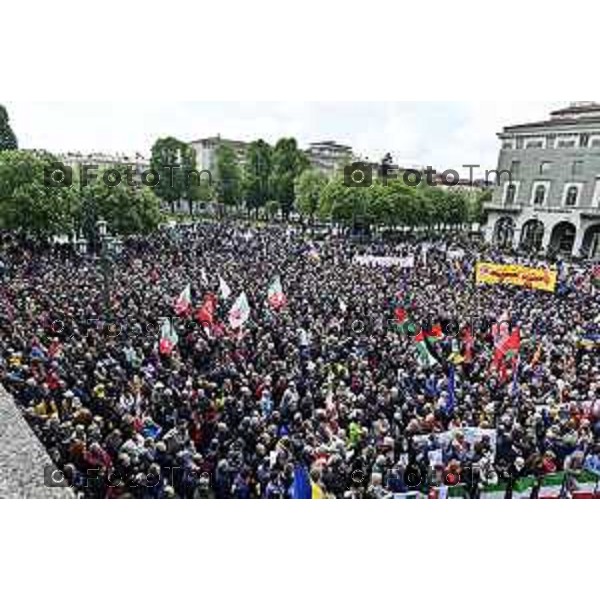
left=219, top=275, right=232, bottom=300
left=174, top=284, right=192, bottom=316
left=414, top=330, right=438, bottom=367
left=394, top=305, right=408, bottom=326
left=392, top=294, right=413, bottom=333
left=195, top=292, right=217, bottom=327
left=414, top=323, right=445, bottom=367
left=423, top=323, right=444, bottom=344
left=229, top=292, right=250, bottom=329
left=267, top=276, right=287, bottom=309
left=159, top=318, right=179, bottom=355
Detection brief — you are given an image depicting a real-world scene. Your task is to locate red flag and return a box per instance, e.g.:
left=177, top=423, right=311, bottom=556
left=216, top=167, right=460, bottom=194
left=462, top=326, right=474, bottom=363
left=195, top=293, right=217, bottom=326
left=159, top=338, right=175, bottom=355
left=492, top=327, right=521, bottom=375
left=499, top=327, right=521, bottom=357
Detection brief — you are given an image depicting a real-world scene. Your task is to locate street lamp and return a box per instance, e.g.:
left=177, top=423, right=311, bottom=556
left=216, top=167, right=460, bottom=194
left=75, top=238, right=88, bottom=255
left=95, top=220, right=121, bottom=320
left=113, top=238, right=123, bottom=256
left=97, top=219, right=108, bottom=238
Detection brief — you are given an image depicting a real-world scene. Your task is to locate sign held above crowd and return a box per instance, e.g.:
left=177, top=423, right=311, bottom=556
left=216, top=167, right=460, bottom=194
left=475, top=262, right=558, bottom=293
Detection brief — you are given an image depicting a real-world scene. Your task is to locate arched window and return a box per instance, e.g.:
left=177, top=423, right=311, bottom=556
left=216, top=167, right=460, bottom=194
left=505, top=184, right=516, bottom=204
left=494, top=217, right=515, bottom=248
left=566, top=185, right=579, bottom=207
left=520, top=220, right=544, bottom=252
left=533, top=184, right=546, bottom=205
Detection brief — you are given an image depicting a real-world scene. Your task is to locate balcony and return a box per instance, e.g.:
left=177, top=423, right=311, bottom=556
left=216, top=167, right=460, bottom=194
left=579, top=206, right=600, bottom=219
left=483, top=201, right=524, bottom=214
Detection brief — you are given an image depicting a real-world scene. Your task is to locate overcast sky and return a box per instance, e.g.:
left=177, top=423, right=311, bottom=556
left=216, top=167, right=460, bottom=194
left=5, top=101, right=566, bottom=175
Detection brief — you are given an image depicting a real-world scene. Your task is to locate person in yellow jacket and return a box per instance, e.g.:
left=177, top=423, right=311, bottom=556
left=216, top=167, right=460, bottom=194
left=310, top=469, right=325, bottom=499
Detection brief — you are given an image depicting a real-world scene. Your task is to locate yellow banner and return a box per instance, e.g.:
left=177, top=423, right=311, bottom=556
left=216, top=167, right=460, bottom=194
left=475, top=262, right=557, bottom=292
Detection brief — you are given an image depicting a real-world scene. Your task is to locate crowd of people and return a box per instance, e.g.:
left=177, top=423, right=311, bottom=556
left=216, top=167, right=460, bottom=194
left=1, top=222, right=599, bottom=499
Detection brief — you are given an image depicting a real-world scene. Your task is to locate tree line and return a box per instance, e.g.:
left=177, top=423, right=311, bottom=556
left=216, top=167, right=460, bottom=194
left=297, top=172, right=487, bottom=232
left=149, top=136, right=309, bottom=220
left=0, top=103, right=487, bottom=238
left=0, top=149, right=163, bottom=239
left=150, top=135, right=487, bottom=230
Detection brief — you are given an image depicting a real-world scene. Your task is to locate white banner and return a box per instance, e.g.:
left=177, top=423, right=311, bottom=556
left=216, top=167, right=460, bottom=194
left=414, top=428, right=497, bottom=458
left=353, top=255, right=415, bottom=268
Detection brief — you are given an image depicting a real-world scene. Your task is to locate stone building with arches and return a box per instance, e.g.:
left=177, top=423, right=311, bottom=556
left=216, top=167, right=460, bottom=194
left=483, top=102, right=600, bottom=258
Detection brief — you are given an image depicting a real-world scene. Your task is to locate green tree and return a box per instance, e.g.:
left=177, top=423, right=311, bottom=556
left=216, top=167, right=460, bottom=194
left=271, top=138, right=309, bottom=218
left=0, top=105, right=18, bottom=151
left=150, top=137, right=197, bottom=213
left=265, top=199, right=280, bottom=220
left=294, top=169, right=327, bottom=225
left=0, top=150, right=74, bottom=237
left=319, top=177, right=369, bottom=231
left=470, top=189, right=490, bottom=223
left=77, top=164, right=162, bottom=241
left=243, top=139, right=272, bottom=217
left=215, top=143, right=242, bottom=215
left=445, top=190, right=469, bottom=228
left=187, top=178, right=214, bottom=216
left=370, top=178, right=417, bottom=229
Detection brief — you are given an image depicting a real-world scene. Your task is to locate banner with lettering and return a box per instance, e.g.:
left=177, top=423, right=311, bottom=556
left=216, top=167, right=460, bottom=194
left=353, top=255, right=415, bottom=268
left=475, top=262, right=557, bottom=293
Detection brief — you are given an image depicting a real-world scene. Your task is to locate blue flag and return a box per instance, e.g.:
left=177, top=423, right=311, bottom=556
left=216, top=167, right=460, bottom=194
left=290, top=465, right=312, bottom=500
left=446, top=367, right=455, bottom=415
left=511, top=357, right=520, bottom=400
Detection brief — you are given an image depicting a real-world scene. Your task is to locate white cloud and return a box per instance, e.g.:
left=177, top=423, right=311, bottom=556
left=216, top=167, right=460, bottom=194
left=5, top=101, right=572, bottom=173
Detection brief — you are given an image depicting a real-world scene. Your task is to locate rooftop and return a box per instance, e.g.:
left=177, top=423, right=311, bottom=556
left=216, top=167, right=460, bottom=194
left=308, top=140, right=353, bottom=151
left=550, top=102, right=600, bottom=117
left=189, top=136, right=250, bottom=148
left=503, top=102, right=600, bottom=133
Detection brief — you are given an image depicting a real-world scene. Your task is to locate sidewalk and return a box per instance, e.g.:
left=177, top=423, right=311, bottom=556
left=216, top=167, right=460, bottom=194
left=0, top=387, right=74, bottom=499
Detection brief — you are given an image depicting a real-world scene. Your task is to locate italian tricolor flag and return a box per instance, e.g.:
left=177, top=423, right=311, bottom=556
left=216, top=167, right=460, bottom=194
left=219, top=276, right=232, bottom=300
left=229, top=292, right=250, bottom=329
left=174, top=284, right=192, bottom=316
left=267, top=276, right=287, bottom=309
left=159, top=318, right=179, bottom=355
